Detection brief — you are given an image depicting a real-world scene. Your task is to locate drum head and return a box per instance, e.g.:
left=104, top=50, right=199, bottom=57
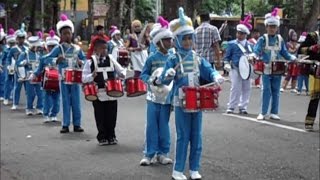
left=249, top=64, right=259, bottom=79
left=239, top=56, right=250, bottom=80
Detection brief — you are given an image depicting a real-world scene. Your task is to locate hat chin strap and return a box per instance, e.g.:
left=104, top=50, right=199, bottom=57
left=159, top=39, right=170, bottom=51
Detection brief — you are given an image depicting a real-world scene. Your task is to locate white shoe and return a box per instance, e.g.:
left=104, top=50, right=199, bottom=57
left=157, top=154, right=173, bottom=165
left=226, top=109, right=234, bottom=114
left=50, top=116, right=58, bottom=122
left=26, top=109, right=33, bottom=116
left=172, top=170, right=187, bottom=180
left=257, top=114, right=265, bottom=120
left=190, top=171, right=202, bottom=180
left=280, top=88, right=284, bottom=92
left=256, top=85, right=261, bottom=88
left=43, top=116, right=50, bottom=123
left=290, top=89, right=297, bottom=93
left=270, top=114, right=280, bottom=120
left=3, top=99, right=9, bottom=105
left=139, top=156, right=151, bottom=166
left=0, top=97, right=4, bottom=101
left=11, top=105, right=18, bottom=110
left=296, top=91, right=301, bottom=95
left=35, top=109, right=43, bottom=115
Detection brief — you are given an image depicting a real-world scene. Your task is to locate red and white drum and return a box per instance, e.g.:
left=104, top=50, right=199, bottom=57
left=254, top=60, right=264, bottom=75
left=105, top=78, right=124, bottom=97
left=64, top=68, right=82, bottom=84
left=287, top=62, right=299, bottom=76
left=125, top=77, right=147, bottom=97
left=271, top=61, right=286, bottom=75
left=199, top=86, right=221, bottom=111
left=43, top=67, right=59, bottom=91
left=182, top=86, right=199, bottom=112
left=118, top=49, right=130, bottom=67
left=30, top=74, right=43, bottom=84
left=83, top=83, right=98, bottom=101
left=297, top=60, right=313, bottom=76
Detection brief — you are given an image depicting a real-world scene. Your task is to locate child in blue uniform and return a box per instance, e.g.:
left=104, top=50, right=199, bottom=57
left=31, top=30, right=61, bottom=122
left=45, top=14, right=86, bottom=133
left=159, top=8, right=225, bottom=180
left=17, top=36, right=43, bottom=115
left=254, top=8, right=296, bottom=120
left=139, top=16, right=173, bottom=166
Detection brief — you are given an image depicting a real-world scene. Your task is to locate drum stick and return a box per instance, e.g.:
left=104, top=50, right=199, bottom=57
left=200, top=82, right=217, bottom=87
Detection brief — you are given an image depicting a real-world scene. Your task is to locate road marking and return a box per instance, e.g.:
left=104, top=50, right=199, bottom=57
left=223, top=113, right=307, bottom=133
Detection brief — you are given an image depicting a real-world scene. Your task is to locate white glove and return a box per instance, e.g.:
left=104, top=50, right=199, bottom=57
left=224, top=63, right=231, bottom=72
left=28, top=73, right=36, bottom=81
left=165, top=68, right=176, bottom=77
left=214, top=74, right=225, bottom=85
left=21, top=60, right=27, bottom=66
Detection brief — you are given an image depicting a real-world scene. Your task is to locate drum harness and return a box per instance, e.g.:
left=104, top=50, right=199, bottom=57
left=262, top=34, right=282, bottom=74
left=235, top=41, right=253, bottom=72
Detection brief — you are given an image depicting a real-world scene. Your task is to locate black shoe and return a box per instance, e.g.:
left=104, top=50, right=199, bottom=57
left=60, top=126, right=69, bottom=133
left=98, top=139, right=109, bottom=146
left=239, top=109, right=248, bottom=114
left=74, top=126, right=84, bottom=132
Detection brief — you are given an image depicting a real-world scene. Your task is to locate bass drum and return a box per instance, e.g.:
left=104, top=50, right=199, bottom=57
left=239, top=55, right=251, bottom=80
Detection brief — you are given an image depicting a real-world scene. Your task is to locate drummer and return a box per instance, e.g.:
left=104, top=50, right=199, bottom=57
left=31, top=30, right=61, bottom=122
left=107, top=26, right=128, bottom=67
left=139, top=16, right=173, bottom=166
left=224, top=14, right=253, bottom=114
left=7, top=23, right=28, bottom=110
left=45, top=14, right=86, bottom=133
left=298, top=15, right=320, bottom=131
left=17, top=35, right=44, bottom=116
left=158, top=7, right=224, bottom=180
left=254, top=8, right=296, bottom=120
left=82, top=39, right=126, bottom=145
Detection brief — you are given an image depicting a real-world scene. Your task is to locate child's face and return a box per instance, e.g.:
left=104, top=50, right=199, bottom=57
left=60, top=28, right=72, bottom=43
left=266, top=25, right=278, bottom=36
left=159, top=38, right=173, bottom=50
left=181, top=34, right=193, bottom=49
left=114, top=34, right=121, bottom=41
left=95, top=44, right=107, bottom=57
left=236, top=31, right=246, bottom=40
left=47, top=45, right=55, bottom=52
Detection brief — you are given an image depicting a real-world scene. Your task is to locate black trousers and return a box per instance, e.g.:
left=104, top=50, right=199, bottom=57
left=306, top=98, right=320, bottom=122
left=92, top=100, right=117, bottom=141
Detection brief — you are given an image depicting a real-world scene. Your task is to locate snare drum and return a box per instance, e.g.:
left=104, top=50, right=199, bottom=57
left=182, top=86, right=199, bottom=112
left=64, top=68, right=82, bottom=84
left=287, top=63, right=299, bottom=76
left=298, top=61, right=312, bottom=76
left=271, top=61, right=286, bottom=75
left=199, top=87, right=215, bottom=111
left=105, top=78, right=124, bottom=97
left=83, top=83, right=98, bottom=101
left=118, top=49, right=130, bottom=67
left=43, top=67, right=59, bottom=91
left=125, top=77, right=147, bottom=97
left=254, top=60, right=264, bottom=75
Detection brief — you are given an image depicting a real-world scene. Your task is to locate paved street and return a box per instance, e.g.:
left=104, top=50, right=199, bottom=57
left=1, top=79, right=319, bottom=180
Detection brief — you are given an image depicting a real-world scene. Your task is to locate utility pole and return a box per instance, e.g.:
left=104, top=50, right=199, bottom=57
left=41, top=0, right=44, bottom=31
left=88, top=0, right=94, bottom=39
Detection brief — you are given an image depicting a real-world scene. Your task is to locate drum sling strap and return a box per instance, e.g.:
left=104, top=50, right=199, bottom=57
left=91, top=55, right=115, bottom=89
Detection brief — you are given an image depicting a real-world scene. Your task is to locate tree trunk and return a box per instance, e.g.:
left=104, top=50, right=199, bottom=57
left=88, top=0, right=94, bottom=37
left=303, top=0, right=319, bottom=32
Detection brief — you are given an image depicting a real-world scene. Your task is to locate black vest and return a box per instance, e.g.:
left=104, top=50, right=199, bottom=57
left=90, top=56, right=115, bottom=89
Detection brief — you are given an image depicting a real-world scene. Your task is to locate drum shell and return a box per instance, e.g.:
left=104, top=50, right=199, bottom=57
left=271, top=61, right=286, bottom=75
left=43, top=67, right=59, bottom=91
left=83, top=83, right=98, bottom=101
left=182, top=86, right=199, bottom=112
left=254, top=60, right=264, bottom=75
left=105, top=78, right=124, bottom=97
left=199, top=87, right=217, bottom=111
left=64, top=68, right=82, bottom=84
left=287, top=63, right=299, bottom=76
left=125, top=77, right=147, bottom=97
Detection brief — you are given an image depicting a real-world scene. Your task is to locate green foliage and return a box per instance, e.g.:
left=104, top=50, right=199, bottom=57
left=135, top=0, right=156, bottom=23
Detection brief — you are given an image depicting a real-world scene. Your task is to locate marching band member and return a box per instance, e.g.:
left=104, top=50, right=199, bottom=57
left=0, top=24, right=6, bottom=101
left=298, top=15, right=320, bottom=131
left=2, top=28, right=16, bottom=105
left=125, top=19, right=148, bottom=77
left=82, top=39, right=126, bottom=145
left=158, top=8, right=224, bottom=180
left=139, top=16, right=173, bottom=166
left=45, top=14, right=86, bottom=133
left=224, top=15, right=253, bottom=114
left=17, top=35, right=43, bottom=115
left=280, top=29, right=300, bottom=93
left=31, top=30, right=61, bottom=122
left=248, top=29, right=261, bottom=88
left=107, top=25, right=128, bottom=67
left=7, top=23, right=28, bottom=110
left=254, top=8, right=296, bottom=120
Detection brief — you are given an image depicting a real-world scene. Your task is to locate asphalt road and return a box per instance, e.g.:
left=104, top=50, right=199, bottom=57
left=1, top=78, right=319, bottom=180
